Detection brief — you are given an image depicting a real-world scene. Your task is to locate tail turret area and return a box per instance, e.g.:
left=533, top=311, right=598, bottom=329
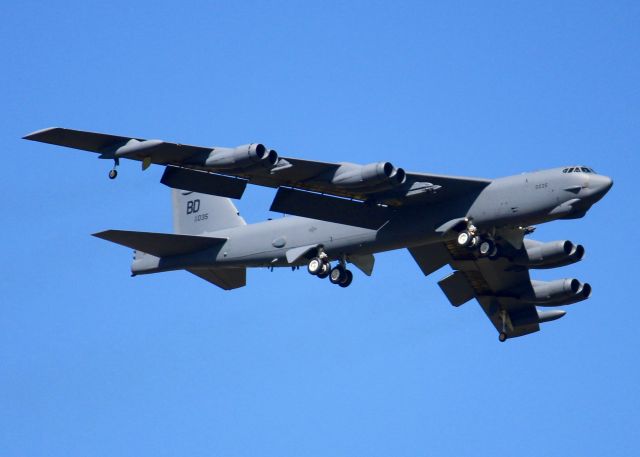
left=172, top=189, right=246, bottom=235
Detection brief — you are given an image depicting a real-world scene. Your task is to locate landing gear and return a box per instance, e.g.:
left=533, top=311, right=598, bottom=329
left=339, top=269, right=353, bottom=288
left=329, top=265, right=347, bottom=284
left=108, top=158, right=120, bottom=180
left=307, top=250, right=332, bottom=279
left=457, top=222, right=499, bottom=258
left=498, top=310, right=509, bottom=342
left=317, top=262, right=331, bottom=279
left=457, top=223, right=481, bottom=248
left=329, top=265, right=353, bottom=288
left=457, top=230, right=473, bottom=247
left=307, top=257, right=324, bottom=275
left=478, top=239, right=498, bottom=258
left=307, top=252, right=353, bottom=288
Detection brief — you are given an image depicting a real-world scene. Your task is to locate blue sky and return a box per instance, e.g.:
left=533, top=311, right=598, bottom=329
left=1, top=1, right=639, bottom=456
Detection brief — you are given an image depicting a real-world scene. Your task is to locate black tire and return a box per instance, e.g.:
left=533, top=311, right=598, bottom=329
left=329, top=265, right=346, bottom=284
left=457, top=230, right=472, bottom=247
left=317, top=263, right=331, bottom=279
left=498, top=332, right=508, bottom=342
left=108, top=169, right=118, bottom=180
left=339, top=270, right=353, bottom=288
left=479, top=239, right=495, bottom=257
left=307, top=257, right=323, bottom=275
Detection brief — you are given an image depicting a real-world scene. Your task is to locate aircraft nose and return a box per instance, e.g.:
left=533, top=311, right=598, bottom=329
left=591, top=174, right=613, bottom=196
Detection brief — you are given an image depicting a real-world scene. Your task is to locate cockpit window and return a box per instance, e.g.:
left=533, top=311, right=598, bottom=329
left=563, top=166, right=596, bottom=174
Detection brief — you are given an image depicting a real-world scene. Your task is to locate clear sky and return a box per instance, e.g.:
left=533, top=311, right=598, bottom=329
left=2, top=1, right=639, bottom=456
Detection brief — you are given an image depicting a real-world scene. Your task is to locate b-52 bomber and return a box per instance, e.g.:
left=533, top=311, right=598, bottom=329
left=24, top=127, right=613, bottom=341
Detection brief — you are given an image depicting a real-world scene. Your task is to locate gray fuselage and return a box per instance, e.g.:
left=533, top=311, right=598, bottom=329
left=133, top=166, right=612, bottom=274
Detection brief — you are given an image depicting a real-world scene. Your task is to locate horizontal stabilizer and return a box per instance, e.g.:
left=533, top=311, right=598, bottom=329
left=270, top=187, right=391, bottom=230
left=161, top=166, right=247, bottom=199
left=187, top=267, right=246, bottom=290
left=93, top=230, right=226, bottom=257
left=438, top=271, right=475, bottom=306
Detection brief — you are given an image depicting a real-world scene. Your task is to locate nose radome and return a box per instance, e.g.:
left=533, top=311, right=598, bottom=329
left=593, top=175, right=613, bottom=195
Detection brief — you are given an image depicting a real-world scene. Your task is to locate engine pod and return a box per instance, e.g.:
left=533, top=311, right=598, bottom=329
left=331, top=162, right=406, bottom=191
left=205, top=143, right=277, bottom=170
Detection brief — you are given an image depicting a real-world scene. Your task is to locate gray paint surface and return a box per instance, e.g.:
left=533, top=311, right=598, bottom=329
left=24, top=128, right=613, bottom=340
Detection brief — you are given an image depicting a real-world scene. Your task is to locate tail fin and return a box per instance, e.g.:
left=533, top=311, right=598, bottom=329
left=172, top=189, right=246, bottom=235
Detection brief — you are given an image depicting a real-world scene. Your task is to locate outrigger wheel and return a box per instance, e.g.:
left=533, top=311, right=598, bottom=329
left=108, top=169, right=118, bottom=180
left=499, top=332, right=508, bottom=343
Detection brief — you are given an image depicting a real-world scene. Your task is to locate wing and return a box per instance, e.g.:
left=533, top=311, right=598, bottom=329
left=25, top=127, right=491, bottom=228
left=410, top=230, right=571, bottom=340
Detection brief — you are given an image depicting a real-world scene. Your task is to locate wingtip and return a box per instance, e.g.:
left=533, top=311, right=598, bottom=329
left=92, top=230, right=113, bottom=240
left=23, top=127, right=61, bottom=140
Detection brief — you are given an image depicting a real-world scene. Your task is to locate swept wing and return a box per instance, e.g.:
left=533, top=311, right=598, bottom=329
left=25, top=127, right=491, bottom=227
left=409, top=230, right=590, bottom=339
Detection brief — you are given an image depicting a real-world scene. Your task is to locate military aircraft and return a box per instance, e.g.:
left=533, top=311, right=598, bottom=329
left=24, top=127, right=613, bottom=341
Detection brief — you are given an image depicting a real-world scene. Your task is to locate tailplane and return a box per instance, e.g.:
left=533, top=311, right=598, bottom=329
left=93, top=190, right=248, bottom=290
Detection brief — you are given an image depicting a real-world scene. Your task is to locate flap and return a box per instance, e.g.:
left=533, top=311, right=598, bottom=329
left=438, top=271, right=475, bottom=307
left=408, top=243, right=451, bottom=276
left=187, top=268, right=246, bottom=290
left=93, top=230, right=226, bottom=257
left=270, top=187, right=391, bottom=230
left=161, top=166, right=248, bottom=199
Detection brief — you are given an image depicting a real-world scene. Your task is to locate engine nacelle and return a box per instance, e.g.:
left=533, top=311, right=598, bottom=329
left=527, top=279, right=591, bottom=306
left=205, top=143, right=278, bottom=170
left=331, top=161, right=406, bottom=191
left=517, top=239, right=585, bottom=269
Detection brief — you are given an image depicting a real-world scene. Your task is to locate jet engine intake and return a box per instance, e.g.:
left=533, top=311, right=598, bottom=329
left=528, top=278, right=591, bottom=306
left=331, top=162, right=406, bottom=191
left=205, top=143, right=278, bottom=170
left=517, top=239, right=585, bottom=269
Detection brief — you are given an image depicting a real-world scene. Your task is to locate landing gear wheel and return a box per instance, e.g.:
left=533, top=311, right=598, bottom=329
left=468, top=236, right=480, bottom=249
left=479, top=239, right=495, bottom=257
left=338, top=269, right=353, bottom=288
left=488, top=245, right=499, bottom=259
left=307, top=257, right=324, bottom=276
left=498, top=332, right=508, bottom=343
left=329, top=265, right=347, bottom=284
left=317, top=263, right=331, bottom=279
left=108, top=169, right=118, bottom=180
left=457, top=231, right=472, bottom=247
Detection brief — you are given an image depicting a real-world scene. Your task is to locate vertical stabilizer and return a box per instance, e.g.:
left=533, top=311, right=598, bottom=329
left=172, top=189, right=246, bottom=235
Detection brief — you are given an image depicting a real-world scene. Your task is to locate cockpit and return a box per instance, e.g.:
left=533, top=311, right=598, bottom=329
left=562, top=166, right=596, bottom=174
